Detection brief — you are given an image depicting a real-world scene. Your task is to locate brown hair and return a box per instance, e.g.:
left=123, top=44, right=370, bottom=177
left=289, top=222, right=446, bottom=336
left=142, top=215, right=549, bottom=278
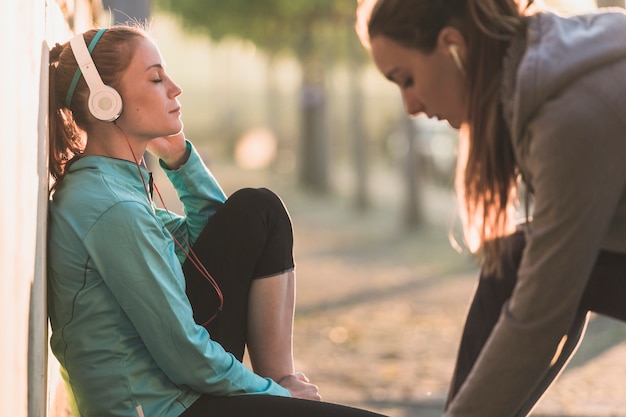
left=358, top=0, right=530, bottom=272
left=48, top=26, right=148, bottom=188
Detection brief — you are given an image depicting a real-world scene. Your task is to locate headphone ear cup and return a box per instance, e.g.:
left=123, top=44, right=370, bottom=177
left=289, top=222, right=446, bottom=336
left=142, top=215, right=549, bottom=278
left=69, top=30, right=123, bottom=122
left=88, top=85, right=123, bottom=122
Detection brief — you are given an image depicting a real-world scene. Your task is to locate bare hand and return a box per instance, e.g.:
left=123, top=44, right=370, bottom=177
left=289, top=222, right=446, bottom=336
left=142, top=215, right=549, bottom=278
left=146, top=131, right=189, bottom=170
left=278, top=372, right=322, bottom=401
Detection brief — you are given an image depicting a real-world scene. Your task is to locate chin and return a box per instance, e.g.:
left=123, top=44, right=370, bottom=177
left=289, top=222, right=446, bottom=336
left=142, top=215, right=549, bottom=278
left=166, top=123, right=183, bottom=136
left=447, top=117, right=464, bottom=130
left=169, top=127, right=183, bottom=136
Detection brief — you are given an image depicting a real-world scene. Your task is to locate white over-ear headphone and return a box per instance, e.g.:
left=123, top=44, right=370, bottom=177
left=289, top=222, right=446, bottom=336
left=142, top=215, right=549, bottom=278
left=68, top=29, right=123, bottom=122
left=449, top=44, right=466, bottom=77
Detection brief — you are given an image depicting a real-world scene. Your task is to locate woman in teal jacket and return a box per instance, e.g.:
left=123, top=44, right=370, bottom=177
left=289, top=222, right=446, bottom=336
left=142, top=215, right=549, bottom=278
left=48, top=25, right=386, bottom=417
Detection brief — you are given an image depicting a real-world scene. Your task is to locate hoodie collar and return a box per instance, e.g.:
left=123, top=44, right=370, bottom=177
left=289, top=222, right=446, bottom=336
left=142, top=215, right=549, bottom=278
left=502, top=10, right=626, bottom=149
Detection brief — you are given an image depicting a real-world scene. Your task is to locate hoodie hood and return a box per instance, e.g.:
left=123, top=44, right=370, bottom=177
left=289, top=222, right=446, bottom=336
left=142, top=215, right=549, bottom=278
left=505, top=9, right=626, bottom=147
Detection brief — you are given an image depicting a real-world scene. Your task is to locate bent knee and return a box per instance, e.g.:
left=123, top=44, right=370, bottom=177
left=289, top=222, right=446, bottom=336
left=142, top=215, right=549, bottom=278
left=229, top=188, right=288, bottom=216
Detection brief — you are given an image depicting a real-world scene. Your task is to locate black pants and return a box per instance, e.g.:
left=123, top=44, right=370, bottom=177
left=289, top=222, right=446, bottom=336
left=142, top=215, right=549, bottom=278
left=445, top=230, right=626, bottom=416
left=183, top=187, right=295, bottom=359
left=180, top=188, right=386, bottom=417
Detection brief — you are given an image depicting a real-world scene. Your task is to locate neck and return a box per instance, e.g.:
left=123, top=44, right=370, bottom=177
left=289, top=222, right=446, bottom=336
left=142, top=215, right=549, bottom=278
left=84, top=122, right=147, bottom=165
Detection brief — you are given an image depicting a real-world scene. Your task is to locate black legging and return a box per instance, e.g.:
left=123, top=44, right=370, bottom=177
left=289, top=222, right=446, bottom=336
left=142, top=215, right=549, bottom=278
left=180, top=188, right=387, bottom=417
left=445, top=229, right=626, bottom=416
left=183, top=187, right=296, bottom=358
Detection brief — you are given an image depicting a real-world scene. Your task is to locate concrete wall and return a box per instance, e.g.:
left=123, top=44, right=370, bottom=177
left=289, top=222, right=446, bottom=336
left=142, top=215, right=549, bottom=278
left=0, top=1, right=97, bottom=416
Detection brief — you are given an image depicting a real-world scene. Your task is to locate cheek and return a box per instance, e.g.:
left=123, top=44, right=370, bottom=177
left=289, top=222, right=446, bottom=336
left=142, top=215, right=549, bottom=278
left=122, top=105, right=143, bottom=122
left=117, top=103, right=151, bottom=129
left=430, top=69, right=463, bottom=111
left=122, top=89, right=154, bottom=110
left=443, top=85, right=463, bottom=111
left=450, top=78, right=468, bottom=116
left=416, top=64, right=445, bottom=100
left=126, top=97, right=157, bottom=121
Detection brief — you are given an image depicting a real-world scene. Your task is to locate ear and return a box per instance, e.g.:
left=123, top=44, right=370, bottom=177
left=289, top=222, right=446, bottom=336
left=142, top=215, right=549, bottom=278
left=437, top=26, right=467, bottom=62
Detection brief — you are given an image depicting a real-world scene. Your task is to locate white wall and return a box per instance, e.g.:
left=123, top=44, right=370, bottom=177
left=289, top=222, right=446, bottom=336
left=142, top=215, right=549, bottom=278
left=0, top=1, right=96, bottom=416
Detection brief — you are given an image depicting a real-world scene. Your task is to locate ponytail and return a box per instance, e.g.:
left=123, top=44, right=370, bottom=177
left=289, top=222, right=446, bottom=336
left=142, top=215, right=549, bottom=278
left=461, top=0, right=525, bottom=273
left=48, top=42, right=84, bottom=189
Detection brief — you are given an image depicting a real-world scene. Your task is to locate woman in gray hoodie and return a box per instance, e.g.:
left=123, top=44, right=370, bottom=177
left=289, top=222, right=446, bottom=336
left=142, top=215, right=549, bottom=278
left=357, top=0, right=626, bottom=416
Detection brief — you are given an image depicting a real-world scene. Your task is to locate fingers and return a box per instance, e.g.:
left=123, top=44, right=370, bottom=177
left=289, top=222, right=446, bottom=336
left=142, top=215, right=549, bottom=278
left=295, top=372, right=310, bottom=383
left=278, top=373, right=322, bottom=401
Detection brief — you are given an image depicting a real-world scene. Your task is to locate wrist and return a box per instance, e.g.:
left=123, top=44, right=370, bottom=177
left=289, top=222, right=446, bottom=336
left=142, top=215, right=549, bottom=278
left=162, top=147, right=190, bottom=170
left=277, top=374, right=293, bottom=385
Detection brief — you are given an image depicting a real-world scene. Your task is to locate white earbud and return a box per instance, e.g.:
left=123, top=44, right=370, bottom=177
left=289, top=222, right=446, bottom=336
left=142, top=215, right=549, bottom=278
left=449, top=44, right=466, bottom=77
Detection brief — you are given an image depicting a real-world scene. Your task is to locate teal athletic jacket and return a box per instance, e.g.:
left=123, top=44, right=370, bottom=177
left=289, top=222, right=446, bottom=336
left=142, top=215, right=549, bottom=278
left=48, top=141, right=290, bottom=417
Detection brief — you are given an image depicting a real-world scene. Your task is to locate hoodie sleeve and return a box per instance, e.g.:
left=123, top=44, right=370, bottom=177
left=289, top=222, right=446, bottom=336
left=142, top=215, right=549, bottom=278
left=445, top=67, right=626, bottom=416
left=154, top=141, right=227, bottom=264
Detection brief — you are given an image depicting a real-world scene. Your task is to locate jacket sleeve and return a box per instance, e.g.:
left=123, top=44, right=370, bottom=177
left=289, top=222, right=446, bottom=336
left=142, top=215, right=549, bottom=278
left=84, top=200, right=290, bottom=398
left=445, top=83, right=626, bottom=416
left=155, top=141, right=227, bottom=264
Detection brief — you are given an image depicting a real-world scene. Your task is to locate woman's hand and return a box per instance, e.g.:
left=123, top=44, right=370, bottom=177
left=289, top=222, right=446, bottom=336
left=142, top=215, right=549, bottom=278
left=146, top=131, right=189, bottom=170
left=278, top=372, right=322, bottom=401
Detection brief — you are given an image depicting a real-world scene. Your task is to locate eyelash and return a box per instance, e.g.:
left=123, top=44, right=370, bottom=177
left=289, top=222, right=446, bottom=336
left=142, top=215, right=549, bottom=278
left=152, top=79, right=163, bottom=83
left=402, top=77, right=413, bottom=88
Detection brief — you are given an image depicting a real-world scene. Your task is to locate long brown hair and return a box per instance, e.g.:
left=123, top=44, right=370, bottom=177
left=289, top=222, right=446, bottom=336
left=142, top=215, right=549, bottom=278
left=357, top=0, right=529, bottom=272
left=48, top=26, right=147, bottom=189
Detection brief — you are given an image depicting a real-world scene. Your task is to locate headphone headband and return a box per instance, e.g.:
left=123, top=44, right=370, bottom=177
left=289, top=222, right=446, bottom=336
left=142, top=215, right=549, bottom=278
left=65, top=29, right=107, bottom=108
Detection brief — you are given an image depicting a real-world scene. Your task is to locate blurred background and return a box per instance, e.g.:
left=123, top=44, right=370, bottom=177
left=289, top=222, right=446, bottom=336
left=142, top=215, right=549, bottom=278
left=100, top=0, right=620, bottom=228
left=94, top=1, right=626, bottom=416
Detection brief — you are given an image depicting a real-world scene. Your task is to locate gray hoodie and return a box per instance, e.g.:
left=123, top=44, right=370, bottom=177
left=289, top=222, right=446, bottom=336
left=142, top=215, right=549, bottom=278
left=446, top=9, right=626, bottom=417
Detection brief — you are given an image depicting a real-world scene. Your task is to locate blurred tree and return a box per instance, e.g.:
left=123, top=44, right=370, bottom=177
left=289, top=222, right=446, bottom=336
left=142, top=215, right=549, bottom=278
left=346, top=28, right=371, bottom=211
left=402, top=118, right=423, bottom=229
left=155, top=0, right=369, bottom=196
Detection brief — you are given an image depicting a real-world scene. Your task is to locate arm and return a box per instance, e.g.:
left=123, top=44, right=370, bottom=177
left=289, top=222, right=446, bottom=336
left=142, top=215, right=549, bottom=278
left=85, top=202, right=289, bottom=397
left=150, top=135, right=227, bottom=263
left=445, top=231, right=590, bottom=415
left=445, top=85, right=626, bottom=416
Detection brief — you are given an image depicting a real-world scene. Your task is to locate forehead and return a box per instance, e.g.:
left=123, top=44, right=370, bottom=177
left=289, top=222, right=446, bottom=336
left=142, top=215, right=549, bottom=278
left=126, top=37, right=163, bottom=71
left=370, top=36, right=421, bottom=74
left=371, top=36, right=415, bottom=60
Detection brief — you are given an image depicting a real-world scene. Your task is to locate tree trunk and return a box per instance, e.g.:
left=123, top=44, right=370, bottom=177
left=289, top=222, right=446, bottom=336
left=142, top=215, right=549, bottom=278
left=348, top=32, right=369, bottom=211
left=402, top=117, right=423, bottom=229
left=297, top=29, right=329, bottom=193
left=264, top=54, right=282, bottom=167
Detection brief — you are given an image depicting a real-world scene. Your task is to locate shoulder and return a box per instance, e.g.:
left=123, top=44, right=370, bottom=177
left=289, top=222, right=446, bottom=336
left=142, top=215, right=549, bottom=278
left=50, top=160, right=157, bottom=238
left=511, top=10, right=626, bottom=144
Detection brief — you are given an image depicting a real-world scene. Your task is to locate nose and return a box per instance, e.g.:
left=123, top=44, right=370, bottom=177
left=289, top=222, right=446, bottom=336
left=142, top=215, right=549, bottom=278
left=169, top=80, right=183, bottom=98
left=401, top=91, right=423, bottom=118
